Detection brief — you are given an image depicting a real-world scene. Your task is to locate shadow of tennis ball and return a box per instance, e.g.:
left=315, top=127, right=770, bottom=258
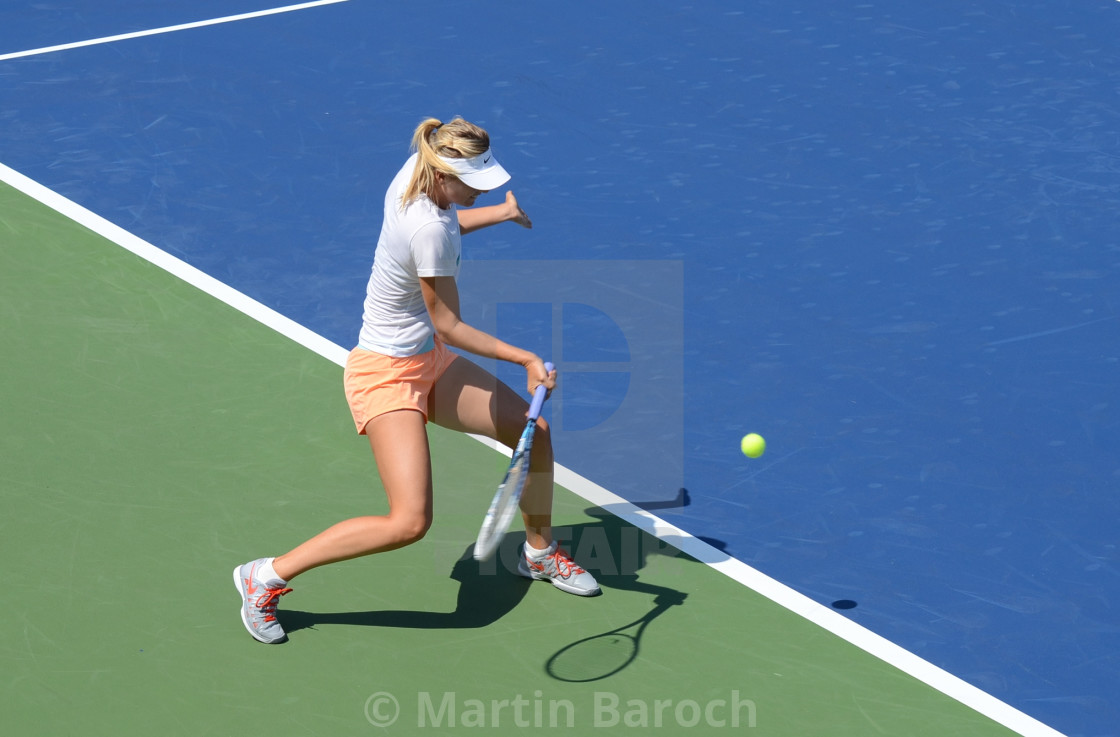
left=831, top=599, right=858, bottom=610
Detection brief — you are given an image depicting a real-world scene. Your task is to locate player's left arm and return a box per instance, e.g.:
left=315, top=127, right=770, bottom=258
left=457, top=191, right=532, bottom=235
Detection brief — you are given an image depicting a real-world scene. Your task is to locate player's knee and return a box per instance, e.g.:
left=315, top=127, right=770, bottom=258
left=393, top=513, right=432, bottom=546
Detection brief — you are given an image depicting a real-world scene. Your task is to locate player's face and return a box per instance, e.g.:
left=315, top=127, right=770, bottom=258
left=435, top=172, right=486, bottom=209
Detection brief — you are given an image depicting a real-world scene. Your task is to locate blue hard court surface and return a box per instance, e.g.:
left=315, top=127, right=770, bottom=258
left=2, top=2, right=1119, bottom=735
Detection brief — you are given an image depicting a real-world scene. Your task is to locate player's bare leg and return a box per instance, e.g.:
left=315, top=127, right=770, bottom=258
left=272, top=409, right=434, bottom=581
left=428, top=356, right=553, bottom=550
left=429, top=357, right=599, bottom=595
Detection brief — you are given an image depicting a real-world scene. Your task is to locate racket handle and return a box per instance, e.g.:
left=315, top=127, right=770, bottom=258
left=528, top=361, right=555, bottom=421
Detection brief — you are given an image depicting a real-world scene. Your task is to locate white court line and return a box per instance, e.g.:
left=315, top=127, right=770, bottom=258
left=0, top=162, right=348, bottom=366
left=0, top=161, right=1066, bottom=737
left=0, top=0, right=350, bottom=62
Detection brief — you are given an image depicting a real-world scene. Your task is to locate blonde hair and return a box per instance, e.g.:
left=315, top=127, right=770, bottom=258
left=401, top=117, right=491, bottom=206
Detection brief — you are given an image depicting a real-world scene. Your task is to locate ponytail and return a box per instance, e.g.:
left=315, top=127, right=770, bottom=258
left=400, top=117, right=491, bottom=206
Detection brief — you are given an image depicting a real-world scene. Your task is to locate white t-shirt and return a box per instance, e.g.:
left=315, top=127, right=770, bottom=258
left=357, top=153, right=461, bottom=356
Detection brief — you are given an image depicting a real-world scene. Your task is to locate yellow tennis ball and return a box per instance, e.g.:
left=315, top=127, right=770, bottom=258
left=740, top=433, right=766, bottom=458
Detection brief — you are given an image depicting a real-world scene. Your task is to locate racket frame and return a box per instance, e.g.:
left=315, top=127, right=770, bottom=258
left=473, top=361, right=554, bottom=561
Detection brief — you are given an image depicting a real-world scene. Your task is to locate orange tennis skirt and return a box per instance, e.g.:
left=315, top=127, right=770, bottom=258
left=343, top=337, right=458, bottom=433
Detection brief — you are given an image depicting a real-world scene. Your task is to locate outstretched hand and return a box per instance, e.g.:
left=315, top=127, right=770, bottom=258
left=504, top=191, right=533, bottom=229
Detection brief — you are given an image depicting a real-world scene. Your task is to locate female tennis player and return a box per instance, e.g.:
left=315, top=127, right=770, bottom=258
left=234, top=117, right=600, bottom=644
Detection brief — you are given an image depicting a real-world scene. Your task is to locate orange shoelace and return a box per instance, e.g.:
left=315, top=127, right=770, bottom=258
left=548, top=548, right=586, bottom=576
left=253, top=587, right=293, bottom=622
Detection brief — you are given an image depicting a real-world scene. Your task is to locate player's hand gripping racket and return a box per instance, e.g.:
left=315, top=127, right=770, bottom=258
left=473, top=362, right=554, bottom=562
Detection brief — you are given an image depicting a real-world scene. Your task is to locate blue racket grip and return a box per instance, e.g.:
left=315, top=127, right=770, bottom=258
left=527, top=361, right=555, bottom=421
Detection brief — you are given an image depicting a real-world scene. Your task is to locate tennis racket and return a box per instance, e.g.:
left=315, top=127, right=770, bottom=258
left=473, top=361, right=554, bottom=562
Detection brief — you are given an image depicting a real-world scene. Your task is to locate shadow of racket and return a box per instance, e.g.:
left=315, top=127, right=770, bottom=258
left=545, top=590, right=687, bottom=682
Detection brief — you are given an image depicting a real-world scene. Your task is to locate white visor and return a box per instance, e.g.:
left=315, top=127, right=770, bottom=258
left=438, top=148, right=510, bottom=191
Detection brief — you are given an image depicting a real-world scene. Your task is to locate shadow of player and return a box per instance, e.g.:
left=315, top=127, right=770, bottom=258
left=277, top=496, right=729, bottom=661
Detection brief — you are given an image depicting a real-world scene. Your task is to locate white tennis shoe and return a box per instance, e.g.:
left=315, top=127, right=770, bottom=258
left=518, top=543, right=601, bottom=596
left=233, top=558, right=292, bottom=644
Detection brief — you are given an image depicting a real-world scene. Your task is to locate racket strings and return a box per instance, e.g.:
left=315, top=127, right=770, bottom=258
left=502, top=461, right=526, bottom=500
left=474, top=454, right=530, bottom=560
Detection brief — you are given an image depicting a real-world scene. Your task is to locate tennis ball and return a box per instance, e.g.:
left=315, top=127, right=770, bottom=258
left=740, top=433, right=766, bottom=458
